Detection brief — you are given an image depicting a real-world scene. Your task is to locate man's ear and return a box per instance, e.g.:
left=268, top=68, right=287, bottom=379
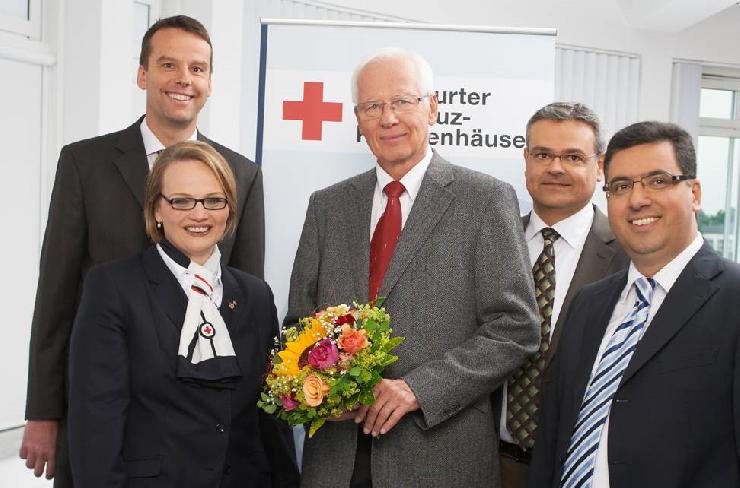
left=136, top=65, right=147, bottom=90
left=427, top=94, right=438, bottom=126
left=597, top=155, right=605, bottom=182
left=691, top=178, right=702, bottom=213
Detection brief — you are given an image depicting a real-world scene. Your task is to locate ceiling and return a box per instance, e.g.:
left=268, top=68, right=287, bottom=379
left=618, top=0, right=738, bottom=31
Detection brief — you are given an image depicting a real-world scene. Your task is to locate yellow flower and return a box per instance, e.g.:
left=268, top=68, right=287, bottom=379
left=273, top=319, right=328, bottom=377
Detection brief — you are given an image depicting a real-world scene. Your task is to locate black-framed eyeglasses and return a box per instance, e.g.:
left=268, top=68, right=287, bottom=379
left=355, top=94, right=431, bottom=120
left=525, top=150, right=598, bottom=166
left=160, top=194, right=228, bottom=210
left=603, top=171, right=694, bottom=197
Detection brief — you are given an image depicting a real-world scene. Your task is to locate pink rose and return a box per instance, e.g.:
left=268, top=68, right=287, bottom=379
left=307, top=338, right=339, bottom=369
left=281, top=395, right=299, bottom=412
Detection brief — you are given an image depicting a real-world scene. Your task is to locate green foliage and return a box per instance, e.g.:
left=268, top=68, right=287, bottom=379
left=258, top=302, right=404, bottom=438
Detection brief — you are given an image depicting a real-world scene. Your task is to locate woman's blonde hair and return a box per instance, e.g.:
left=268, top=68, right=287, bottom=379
left=144, top=140, right=237, bottom=242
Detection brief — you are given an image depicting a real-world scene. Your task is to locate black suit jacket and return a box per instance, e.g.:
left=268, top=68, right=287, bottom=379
left=529, top=243, right=740, bottom=487
left=26, top=117, right=265, bottom=421
left=68, top=247, right=298, bottom=488
left=493, top=206, right=628, bottom=425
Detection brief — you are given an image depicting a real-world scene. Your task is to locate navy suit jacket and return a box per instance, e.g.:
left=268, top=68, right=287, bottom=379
left=529, top=243, right=740, bottom=487
left=27, top=117, right=265, bottom=423
left=68, top=247, right=298, bottom=488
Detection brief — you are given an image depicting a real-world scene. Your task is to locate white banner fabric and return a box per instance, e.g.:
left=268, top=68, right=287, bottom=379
left=257, top=20, right=555, bottom=319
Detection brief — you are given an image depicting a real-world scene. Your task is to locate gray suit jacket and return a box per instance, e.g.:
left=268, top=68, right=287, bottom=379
left=285, top=153, right=539, bottom=487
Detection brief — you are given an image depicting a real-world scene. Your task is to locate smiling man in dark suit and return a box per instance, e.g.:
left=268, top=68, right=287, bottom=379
left=496, top=103, right=628, bottom=488
left=20, top=15, right=264, bottom=486
left=529, top=121, right=740, bottom=487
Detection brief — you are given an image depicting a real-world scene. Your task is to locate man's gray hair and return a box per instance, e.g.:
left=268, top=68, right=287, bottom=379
left=526, top=102, right=605, bottom=155
left=350, top=47, right=435, bottom=104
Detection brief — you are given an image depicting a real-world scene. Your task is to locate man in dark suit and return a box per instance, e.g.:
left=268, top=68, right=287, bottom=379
left=497, top=103, right=628, bottom=488
left=529, top=121, right=740, bottom=487
left=20, top=15, right=264, bottom=486
left=285, top=48, right=539, bottom=488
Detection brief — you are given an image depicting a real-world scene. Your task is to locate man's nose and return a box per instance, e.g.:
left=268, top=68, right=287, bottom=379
left=379, top=103, right=399, bottom=126
left=628, top=180, right=651, bottom=209
left=175, top=65, right=191, bottom=86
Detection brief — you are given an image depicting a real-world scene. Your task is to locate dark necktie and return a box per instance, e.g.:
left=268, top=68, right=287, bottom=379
left=507, top=226, right=560, bottom=449
left=368, top=181, right=405, bottom=301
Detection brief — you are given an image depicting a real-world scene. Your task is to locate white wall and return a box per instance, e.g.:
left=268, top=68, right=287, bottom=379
left=324, top=0, right=740, bottom=123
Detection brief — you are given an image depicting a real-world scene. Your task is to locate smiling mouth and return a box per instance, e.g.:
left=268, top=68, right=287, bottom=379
left=185, top=225, right=210, bottom=234
left=167, top=92, right=193, bottom=102
left=630, top=217, right=659, bottom=226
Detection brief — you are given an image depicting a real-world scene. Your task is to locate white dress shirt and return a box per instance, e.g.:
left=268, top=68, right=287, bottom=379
left=499, top=204, right=594, bottom=444
left=590, top=233, right=704, bottom=486
left=140, top=117, right=197, bottom=170
left=369, top=147, right=432, bottom=238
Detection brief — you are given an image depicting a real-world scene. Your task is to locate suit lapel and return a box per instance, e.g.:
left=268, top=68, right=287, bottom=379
left=570, top=271, right=627, bottom=409
left=380, top=154, right=455, bottom=299
left=348, top=170, right=376, bottom=302
left=220, top=267, right=249, bottom=337
left=112, top=118, right=149, bottom=210
left=547, top=207, right=618, bottom=367
left=143, top=247, right=187, bottom=333
left=620, top=244, right=721, bottom=385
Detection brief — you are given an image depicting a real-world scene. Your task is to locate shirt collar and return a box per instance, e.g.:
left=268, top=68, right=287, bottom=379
left=374, top=146, right=432, bottom=202
left=622, top=232, right=704, bottom=300
left=140, top=117, right=198, bottom=157
left=525, top=204, right=595, bottom=249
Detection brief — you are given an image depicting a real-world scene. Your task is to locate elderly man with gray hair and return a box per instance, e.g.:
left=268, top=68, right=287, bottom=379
left=284, top=47, right=539, bottom=487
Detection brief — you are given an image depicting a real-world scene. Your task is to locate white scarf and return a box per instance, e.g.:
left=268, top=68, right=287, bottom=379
left=156, top=242, right=242, bottom=387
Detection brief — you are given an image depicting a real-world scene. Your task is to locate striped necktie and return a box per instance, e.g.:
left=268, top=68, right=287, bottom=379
left=560, top=276, right=656, bottom=488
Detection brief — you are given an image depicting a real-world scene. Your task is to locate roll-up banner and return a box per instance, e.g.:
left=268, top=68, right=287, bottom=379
left=257, top=19, right=556, bottom=319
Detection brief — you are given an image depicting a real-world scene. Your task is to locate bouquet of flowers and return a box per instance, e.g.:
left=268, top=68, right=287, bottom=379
left=258, top=301, right=404, bottom=437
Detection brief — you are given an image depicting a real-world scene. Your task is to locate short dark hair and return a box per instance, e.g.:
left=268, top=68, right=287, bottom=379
left=526, top=102, right=604, bottom=154
left=139, top=15, right=213, bottom=71
left=603, top=121, right=696, bottom=179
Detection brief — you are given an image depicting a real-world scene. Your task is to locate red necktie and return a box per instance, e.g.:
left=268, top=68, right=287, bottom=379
left=368, top=181, right=406, bottom=301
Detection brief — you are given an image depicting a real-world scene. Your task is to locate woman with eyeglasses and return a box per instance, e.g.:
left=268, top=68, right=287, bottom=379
left=67, top=141, right=298, bottom=487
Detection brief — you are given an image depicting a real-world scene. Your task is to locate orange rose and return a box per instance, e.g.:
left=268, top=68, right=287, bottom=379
left=303, top=374, right=330, bottom=407
left=337, top=324, right=369, bottom=353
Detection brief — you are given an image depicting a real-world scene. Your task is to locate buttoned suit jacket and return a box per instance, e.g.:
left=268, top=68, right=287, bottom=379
left=528, top=243, right=740, bottom=487
left=68, top=247, right=298, bottom=487
left=492, top=206, right=628, bottom=425
left=25, top=117, right=264, bottom=487
left=27, top=117, right=265, bottom=421
left=285, top=153, right=540, bottom=488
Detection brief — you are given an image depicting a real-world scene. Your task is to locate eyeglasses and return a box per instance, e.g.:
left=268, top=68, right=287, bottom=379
left=603, top=171, right=694, bottom=197
left=526, top=150, right=598, bottom=166
left=160, top=194, right=228, bottom=210
left=355, top=94, right=430, bottom=120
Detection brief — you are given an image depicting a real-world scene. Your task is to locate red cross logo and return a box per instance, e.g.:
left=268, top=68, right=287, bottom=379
left=283, top=82, right=343, bottom=141
left=204, top=325, right=212, bottom=335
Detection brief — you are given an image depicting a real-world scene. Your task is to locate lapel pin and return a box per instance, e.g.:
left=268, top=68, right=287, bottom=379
left=228, top=300, right=237, bottom=310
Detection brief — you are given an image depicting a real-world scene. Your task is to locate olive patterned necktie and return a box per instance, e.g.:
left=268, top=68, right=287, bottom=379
left=507, top=227, right=560, bottom=449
